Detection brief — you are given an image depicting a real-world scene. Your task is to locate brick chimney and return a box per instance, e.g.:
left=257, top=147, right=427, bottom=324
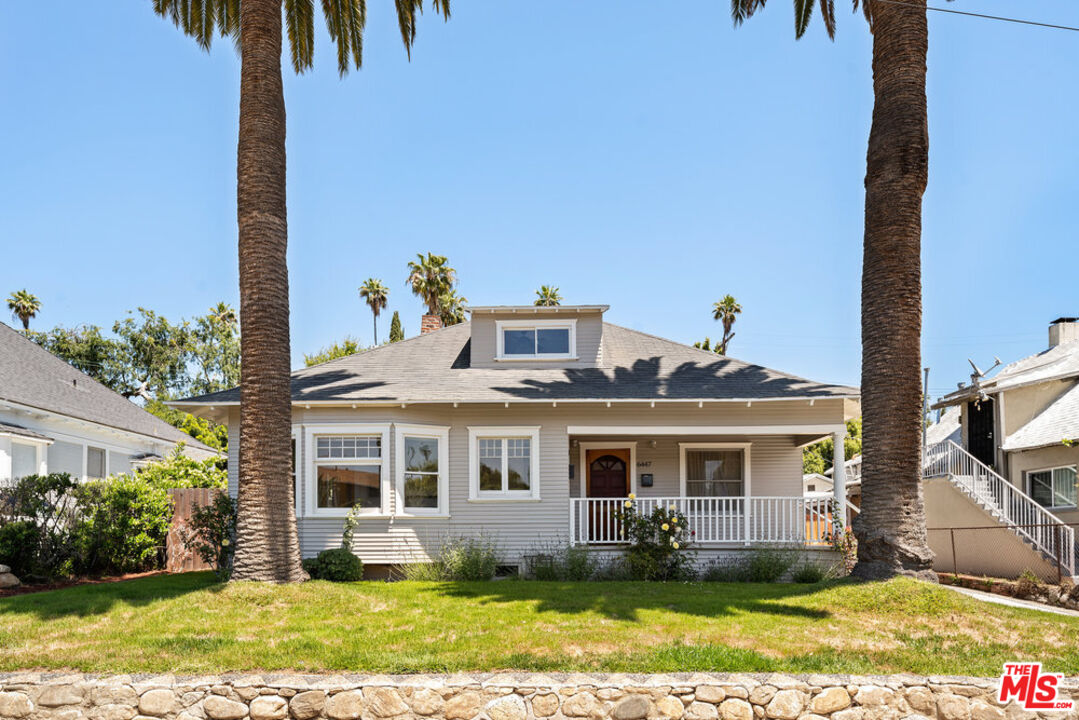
left=421, top=314, right=443, bottom=335
left=1049, top=317, right=1079, bottom=348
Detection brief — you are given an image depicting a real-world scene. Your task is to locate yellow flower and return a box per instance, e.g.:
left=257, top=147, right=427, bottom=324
left=628, top=492, right=636, bottom=500
left=661, top=523, right=670, bottom=531
left=671, top=517, right=678, bottom=525
left=672, top=541, right=680, bottom=549
left=668, top=504, right=676, bottom=511
left=623, top=500, right=632, bottom=508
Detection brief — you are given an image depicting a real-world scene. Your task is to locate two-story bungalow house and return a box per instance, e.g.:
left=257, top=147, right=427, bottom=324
left=173, top=305, right=860, bottom=572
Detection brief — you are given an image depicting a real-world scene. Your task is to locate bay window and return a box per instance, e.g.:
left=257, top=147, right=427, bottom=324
left=395, top=425, right=449, bottom=516
left=469, top=426, right=541, bottom=500
left=1029, top=465, right=1078, bottom=509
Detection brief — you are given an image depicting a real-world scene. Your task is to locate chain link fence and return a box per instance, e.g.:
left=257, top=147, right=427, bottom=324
left=928, top=523, right=1079, bottom=584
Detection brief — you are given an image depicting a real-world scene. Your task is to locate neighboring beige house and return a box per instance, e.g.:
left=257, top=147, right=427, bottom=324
left=0, top=322, right=218, bottom=485
left=924, top=319, right=1079, bottom=580
left=174, top=304, right=860, bottom=572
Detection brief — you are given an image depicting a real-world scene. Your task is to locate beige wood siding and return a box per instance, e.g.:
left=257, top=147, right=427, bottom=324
left=468, top=311, right=604, bottom=369
left=282, top=400, right=841, bottom=564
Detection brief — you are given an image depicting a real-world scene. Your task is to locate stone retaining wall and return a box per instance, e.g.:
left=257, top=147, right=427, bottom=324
left=0, top=672, right=1073, bottom=720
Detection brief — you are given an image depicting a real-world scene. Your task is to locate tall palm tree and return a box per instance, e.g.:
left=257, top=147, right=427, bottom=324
left=711, top=294, right=742, bottom=355
left=6, top=290, right=41, bottom=330
left=358, top=278, right=389, bottom=344
left=406, top=253, right=457, bottom=316
left=153, top=0, right=450, bottom=583
left=534, top=285, right=562, bottom=307
left=733, top=0, right=935, bottom=580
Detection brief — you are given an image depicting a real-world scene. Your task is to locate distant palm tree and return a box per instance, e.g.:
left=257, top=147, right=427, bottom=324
left=153, top=0, right=450, bottom=584
left=209, top=302, right=238, bottom=326
left=7, top=290, right=41, bottom=330
left=406, top=253, right=457, bottom=316
left=711, top=295, right=742, bottom=355
left=358, top=279, right=389, bottom=344
left=438, top=288, right=467, bottom=326
left=534, top=285, right=562, bottom=307
left=733, top=0, right=935, bottom=580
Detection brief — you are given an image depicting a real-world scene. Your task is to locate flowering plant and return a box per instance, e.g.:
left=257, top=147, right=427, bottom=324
left=616, top=499, right=695, bottom=580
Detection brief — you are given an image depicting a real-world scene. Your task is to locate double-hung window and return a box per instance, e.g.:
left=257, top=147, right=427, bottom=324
left=309, top=428, right=387, bottom=515
left=86, top=446, right=106, bottom=480
left=395, top=425, right=449, bottom=516
left=496, top=320, right=576, bottom=360
left=1029, top=465, right=1078, bottom=509
left=680, top=443, right=750, bottom=498
left=468, top=426, right=541, bottom=500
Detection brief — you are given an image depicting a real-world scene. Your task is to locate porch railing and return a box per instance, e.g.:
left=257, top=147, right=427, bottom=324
left=569, top=496, right=840, bottom=546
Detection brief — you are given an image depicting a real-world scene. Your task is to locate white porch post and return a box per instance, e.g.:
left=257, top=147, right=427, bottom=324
left=832, top=431, right=847, bottom=526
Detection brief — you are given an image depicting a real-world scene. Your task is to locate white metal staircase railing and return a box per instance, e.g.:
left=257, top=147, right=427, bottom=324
left=923, top=439, right=1077, bottom=578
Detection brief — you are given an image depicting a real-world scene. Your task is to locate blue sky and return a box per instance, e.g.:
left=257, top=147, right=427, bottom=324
left=2, top=1, right=1077, bottom=400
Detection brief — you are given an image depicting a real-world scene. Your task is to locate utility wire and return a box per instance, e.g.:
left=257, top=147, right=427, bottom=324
left=872, top=0, right=1079, bottom=32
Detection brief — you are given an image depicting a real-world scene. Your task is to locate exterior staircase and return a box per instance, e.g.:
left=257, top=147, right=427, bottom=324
left=922, top=439, right=1077, bottom=579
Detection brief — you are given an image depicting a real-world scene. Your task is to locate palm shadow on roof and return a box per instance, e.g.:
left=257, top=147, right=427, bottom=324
left=492, top=356, right=842, bottom=401
left=290, top=370, right=392, bottom=402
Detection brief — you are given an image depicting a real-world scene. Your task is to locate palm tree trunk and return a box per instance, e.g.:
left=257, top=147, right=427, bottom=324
left=852, top=0, right=936, bottom=581
left=373, top=314, right=378, bottom=346
left=231, top=0, right=306, bottom=583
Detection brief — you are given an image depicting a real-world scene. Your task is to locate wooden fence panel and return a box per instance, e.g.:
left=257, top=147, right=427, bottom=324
left=166, top=488, right=222, bottom=573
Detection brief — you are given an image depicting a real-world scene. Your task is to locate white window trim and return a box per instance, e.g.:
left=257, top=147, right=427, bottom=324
left=495, top=318, right=577, bottom=361
left=1026, top=464, right=1078, bottom=510
left=678, top=442, right=752, bottom=499
left=304, top=423, right=391, bottom=517
left=468, top=426, right=542, bottom=501
left=292, top=426, right=300, bottom=520
left=578, top=441, right=637, bottom=498
left=2, top=438, right=49, bottom=483
left=395, top=424, right=451, bottom=517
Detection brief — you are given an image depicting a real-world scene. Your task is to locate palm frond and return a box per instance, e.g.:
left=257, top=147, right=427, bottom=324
left=152, top=0, right=238, bottom=50
left=285, top=0, right=316, bottom=73
left=794, top=0, right=814, bottom=38
left=819, top=0, right=837, bottom=38
left=855, top=0, right=874, bottom=27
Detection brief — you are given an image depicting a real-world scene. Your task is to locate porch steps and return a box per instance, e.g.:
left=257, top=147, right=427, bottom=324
left=922, top=440, right=1078, bottom=580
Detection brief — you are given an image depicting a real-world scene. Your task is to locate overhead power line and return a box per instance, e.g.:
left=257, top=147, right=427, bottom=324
left=872, top=0, right=1079, bottom=32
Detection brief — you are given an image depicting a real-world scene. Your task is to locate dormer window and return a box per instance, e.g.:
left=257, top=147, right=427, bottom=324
left=496, top=319, right=576, bottom=360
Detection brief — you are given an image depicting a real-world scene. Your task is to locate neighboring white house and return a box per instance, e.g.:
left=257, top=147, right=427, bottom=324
left=923, top=319, right=1079, bottom=580
left=175, top=304, right=860, bottom=572
left=0, top=321, right=218, bottom=484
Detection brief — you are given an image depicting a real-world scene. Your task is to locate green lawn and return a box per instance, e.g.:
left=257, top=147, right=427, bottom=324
left=1, top=573, right=1076, bottom=676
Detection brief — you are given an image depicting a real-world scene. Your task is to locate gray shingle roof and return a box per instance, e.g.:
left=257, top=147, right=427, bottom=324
left=174, top=322, right=857, bottom=407
left=0, top=322, right=215, bottom=450
left=0, top=421, right=53, bottom=442
left=1002, top=382, right=1079, bottom=452
left=936, top=339, right=1079, bottom=408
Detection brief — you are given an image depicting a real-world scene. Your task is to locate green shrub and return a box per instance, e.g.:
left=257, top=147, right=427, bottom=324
left=398, top=562, right=447, bottom=581
left=617, top=499, right=695, bottom=581
left=183, top=493, right=236, bottom=580
left=702, top=549, right=796, bottom=583
left=73, top=475, right=173, bottom=574
left=0, top=473, right=80, bottom=579
left=439, top=537, right=499, bottom=581
left=791, top=562, right=827, bottom=584
left=701, top=561, right=749, bottom=582
left=305, top=547, right=363, bottom=581
left=525, top=544, right=598, bottom=581
left=135, top=446, right=227, bottom=490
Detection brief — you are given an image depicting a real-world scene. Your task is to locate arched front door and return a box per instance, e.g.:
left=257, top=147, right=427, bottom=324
left=587, top=452, right=629, bottom=542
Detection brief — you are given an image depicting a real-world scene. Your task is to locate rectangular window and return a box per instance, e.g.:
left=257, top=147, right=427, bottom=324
left=314, top=435, right=382, bottom=510
left=395, top=425, right=449, bottom=515
left=684, top=448, right=744, bottom=497
left=87, top=446, right=106, bottom=479
left=497, top=320, right=575, bottom=359
left=1029, top=466, right=1078, bottom=509
left=469, top=427, right=541, bottom=500
left=11, top=442, right=37, bottom=480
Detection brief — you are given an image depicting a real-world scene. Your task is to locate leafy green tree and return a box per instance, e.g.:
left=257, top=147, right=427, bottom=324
left=358, top=278, right=389, bottom=345
left=304, top=337, right=365, bottom=367
left=112, top=308, right=192, bottom=401
left=190, top=303, right=241, bottom=396
left=694, top=337, right=721, bottom=355
left=407, top=253, right=457, bottom=316
left=711, top=295, right=742, bottom=355
left=802, top=419, right=863, bottom=475
left=145, top=400, right=229, bottom=452
left=24, top=325, right=126, bottom=389
left=6, top=289, right=41, bottom=330
left=153, top=0, right=450, bottom=583
left=134, top=445, right=227, bottom=490
left=733, top=0, right=934, bottom=583
left=389, top=311, right=404, bottom=343
left=534, top=285, right=562, bottom=307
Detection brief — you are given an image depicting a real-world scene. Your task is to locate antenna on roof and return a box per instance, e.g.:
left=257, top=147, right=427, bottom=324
left=967, top=356, right=1003, bottom=408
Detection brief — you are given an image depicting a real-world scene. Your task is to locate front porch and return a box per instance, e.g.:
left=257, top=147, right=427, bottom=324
left=566, top=424, right=855, bottom=548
